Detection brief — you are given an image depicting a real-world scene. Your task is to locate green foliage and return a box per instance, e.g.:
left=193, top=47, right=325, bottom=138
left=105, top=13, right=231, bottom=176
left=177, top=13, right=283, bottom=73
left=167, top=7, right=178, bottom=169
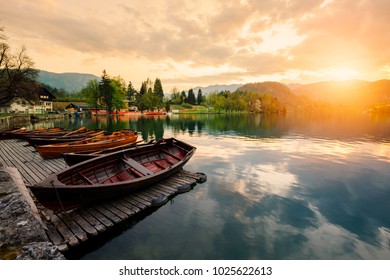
left=170, top=87, right=182, bottom=104
left=181, top=91, right=187, bottom=104
left=135, top=78, right=166, bottom=111
left=98, top=70, right=127, bottom=113
left=136, top=80, right=148, bottom=112
left=165, top=100, right=171, bottom=112
left=182, top=103, right=193, bottom=109
left=187, top=88, right=196, bottom=105
left=110, top=77, right=127, bottom=112
left=197, top=89, right=204, bottom=105
left=81, top=79, right=101, bottom=110
left=126, top=81, right=137, bottom=104
left=153, top=78, right=164, bottom=105
left=205, top=90, right=286, bottom=114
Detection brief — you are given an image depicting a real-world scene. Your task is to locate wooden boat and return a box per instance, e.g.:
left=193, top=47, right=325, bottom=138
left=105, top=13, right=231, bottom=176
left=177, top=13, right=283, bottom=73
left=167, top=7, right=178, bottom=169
left=0, top=126, right=84, bottom=140
left=25, top=129, right=105, bottom=146
left=35, top=129, right=138, bottom=159
left=62, top=140, right=151, bottom=166
left=28, top=138, right=196, bottom=212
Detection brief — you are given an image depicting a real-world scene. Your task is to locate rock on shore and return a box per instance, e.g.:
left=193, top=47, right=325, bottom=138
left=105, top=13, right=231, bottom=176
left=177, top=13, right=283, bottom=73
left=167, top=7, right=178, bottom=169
left=0, top=164, right=65, bottom=260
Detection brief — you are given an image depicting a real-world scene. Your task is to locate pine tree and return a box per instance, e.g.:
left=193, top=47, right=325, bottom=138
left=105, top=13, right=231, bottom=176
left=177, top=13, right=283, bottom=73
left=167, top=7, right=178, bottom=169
left=187, top=88, right=196, bottom=105
left=197, top=89, right=203, bottom=105
left=136, top=80, right=147, bottom=112
left=181, top=91, right=187, bottom=104
left=153, top=78, right=164, bottom=106
left=99, top=70, right=114, bottom=113
left=126, top=81, right=137, bottom=104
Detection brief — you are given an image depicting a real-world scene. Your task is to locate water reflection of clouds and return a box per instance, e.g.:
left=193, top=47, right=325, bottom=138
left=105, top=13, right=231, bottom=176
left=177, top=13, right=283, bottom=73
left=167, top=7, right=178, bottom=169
left=190, top=134, right=390, bottom=259
left=165, top=128, right=390, bottom=259
left=221, top=192, right=390, bottom=259
left=288, top=204, right=390, bottom=259
left=239, top=163, right=298, bottom=200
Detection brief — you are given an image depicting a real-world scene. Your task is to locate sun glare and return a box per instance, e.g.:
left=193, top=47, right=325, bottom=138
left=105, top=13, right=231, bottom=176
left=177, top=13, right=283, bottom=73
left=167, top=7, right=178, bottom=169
left=327, top=67, right=359, bottom=80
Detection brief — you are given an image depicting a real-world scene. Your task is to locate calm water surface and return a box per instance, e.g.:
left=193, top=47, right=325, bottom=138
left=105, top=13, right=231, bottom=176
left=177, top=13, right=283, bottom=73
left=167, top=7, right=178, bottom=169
left=34, top=112, right=390, bottom=259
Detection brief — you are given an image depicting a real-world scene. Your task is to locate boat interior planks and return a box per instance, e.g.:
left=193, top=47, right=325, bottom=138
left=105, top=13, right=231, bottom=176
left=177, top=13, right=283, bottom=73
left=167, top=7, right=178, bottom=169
left=0, top=137, right=206, bottom=254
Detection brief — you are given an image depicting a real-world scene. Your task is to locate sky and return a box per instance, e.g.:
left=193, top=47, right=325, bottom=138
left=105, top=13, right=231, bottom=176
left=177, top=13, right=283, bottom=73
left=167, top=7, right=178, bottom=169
left=1, top=0, right=390, bottom=91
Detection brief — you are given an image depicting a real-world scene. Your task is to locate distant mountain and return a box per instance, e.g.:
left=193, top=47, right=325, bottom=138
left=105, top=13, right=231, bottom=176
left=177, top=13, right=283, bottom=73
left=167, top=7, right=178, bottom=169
left=237, top=81, right=299, bottom=107
left=192, top=84, right=243, bottom=94
left=293, top=80, right=390, bottom=105
left=285, top=83, right=303, bottom=90
left=36, top=70, right=100, bottom=93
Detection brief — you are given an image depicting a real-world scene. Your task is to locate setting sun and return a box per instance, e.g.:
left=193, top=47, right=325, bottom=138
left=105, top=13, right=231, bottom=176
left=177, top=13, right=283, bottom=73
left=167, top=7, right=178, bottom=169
left=327, top=67, right=359, bottom=81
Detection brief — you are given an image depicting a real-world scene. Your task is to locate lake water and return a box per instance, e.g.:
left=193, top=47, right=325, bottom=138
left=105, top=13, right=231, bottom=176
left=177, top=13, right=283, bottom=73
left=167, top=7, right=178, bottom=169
left=32, top=112, right=390, bottom=259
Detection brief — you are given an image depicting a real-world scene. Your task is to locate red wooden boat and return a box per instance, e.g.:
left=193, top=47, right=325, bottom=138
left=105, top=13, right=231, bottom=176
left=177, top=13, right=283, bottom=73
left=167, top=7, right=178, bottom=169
left=35, top=129, right=138, bottom=159
left=28, top=138, right=196, bottom=212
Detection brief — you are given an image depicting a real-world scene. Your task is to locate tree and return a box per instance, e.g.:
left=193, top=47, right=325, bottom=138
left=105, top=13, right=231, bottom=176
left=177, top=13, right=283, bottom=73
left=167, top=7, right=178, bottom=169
left=187, top=88, right=196, bottom=105
left=144, top=87, right=156, bottom=110
left=126, top=81, right=137, bottom=105
left=181, top=91, right=187, bottom=104
left=0, top=27, right=39, bottom=106
left=170, top=87, right=182, bottom=104
left=206, top=92, right=226, bottom=113
left=99, top=70, right=114, bottom=113
left=82, top=79, right=101, bottom=112
left=197, top=89, right=203, bottom=105
left=111, top=77, right=127, bottom=112
left=136, top=80, right=148, bottom=112
left=98, top=71, right=127, bottom=113
left=153, top=78, right=164, bottom=106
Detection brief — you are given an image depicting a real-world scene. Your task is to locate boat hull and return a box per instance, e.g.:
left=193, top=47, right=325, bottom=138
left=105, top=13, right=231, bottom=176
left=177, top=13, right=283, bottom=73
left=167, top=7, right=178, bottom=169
left=35, top=130, right=138, bottom=159
left=29, top=138, right=196, bottom=212
left=26, top=130, right=105, bottom=146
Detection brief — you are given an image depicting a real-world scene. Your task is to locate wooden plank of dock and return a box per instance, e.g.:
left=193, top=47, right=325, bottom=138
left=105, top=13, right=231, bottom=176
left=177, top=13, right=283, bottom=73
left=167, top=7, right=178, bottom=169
left=0, top=139, right=207, bottom=254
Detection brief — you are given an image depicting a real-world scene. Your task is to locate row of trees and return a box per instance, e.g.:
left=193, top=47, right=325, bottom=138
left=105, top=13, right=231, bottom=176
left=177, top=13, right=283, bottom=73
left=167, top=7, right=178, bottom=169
left=81, top=71, right=287, bottom=114
left=170, top=87, right=205, bottom=105
left=81, top=71, right=166, bottom=113
left=81, top=72, right=286, bottom=114
left=205, top=91, right=286, bottom=113
left=0, top=27, right=39, bottom=106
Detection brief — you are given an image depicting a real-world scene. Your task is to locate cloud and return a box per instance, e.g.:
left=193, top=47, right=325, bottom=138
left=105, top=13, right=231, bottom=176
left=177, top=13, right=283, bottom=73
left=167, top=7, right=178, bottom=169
left=1, top=0, right=390, bottom=88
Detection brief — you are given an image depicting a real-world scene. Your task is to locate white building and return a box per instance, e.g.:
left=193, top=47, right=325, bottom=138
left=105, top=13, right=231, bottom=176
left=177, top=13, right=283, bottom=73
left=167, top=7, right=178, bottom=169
left=0, top=87, right=55, bottom=114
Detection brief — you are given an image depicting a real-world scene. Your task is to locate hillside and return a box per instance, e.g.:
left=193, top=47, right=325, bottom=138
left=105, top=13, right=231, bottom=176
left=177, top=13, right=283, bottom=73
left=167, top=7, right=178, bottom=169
left=293, top=80, right=390, bottom=105
left=236, top=81, right=299, bottom=107
left=193, top=84, right=243, bottom=94
left=36, top=70, right=100, bottom=93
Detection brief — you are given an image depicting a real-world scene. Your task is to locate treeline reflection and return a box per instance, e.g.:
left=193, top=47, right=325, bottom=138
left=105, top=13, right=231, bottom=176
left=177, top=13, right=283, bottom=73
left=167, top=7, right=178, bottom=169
left=36, top=112, right=390, bottom=142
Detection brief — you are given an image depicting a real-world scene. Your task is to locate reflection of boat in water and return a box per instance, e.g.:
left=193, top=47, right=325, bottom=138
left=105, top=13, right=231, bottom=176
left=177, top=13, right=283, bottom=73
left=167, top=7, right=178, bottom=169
left=29, top=138, right=196, bottom=212
left=35, top=129, right=138, bottom=159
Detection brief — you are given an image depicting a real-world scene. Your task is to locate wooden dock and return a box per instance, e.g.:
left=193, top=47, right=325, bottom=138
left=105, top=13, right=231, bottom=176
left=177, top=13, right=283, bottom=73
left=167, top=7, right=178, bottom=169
left=0, top=139, right=206, bottom=253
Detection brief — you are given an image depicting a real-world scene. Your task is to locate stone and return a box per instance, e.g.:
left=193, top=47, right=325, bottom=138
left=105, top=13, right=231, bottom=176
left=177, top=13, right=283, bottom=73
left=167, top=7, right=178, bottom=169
left=0, top=166, right=65, bottom=260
